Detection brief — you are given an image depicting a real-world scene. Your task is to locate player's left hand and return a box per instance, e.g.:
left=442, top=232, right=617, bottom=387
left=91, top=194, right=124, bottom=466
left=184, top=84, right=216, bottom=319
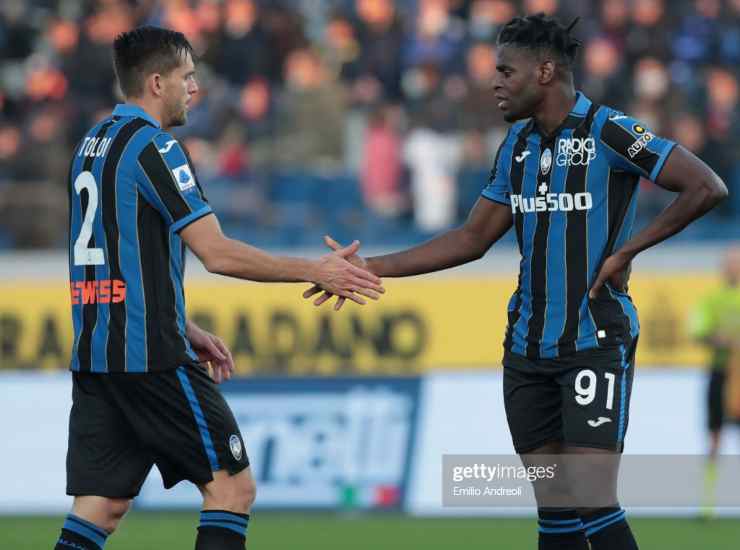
left=589, top=251, right=633, bottom=299
left=187, top=324, right=235, bottom=384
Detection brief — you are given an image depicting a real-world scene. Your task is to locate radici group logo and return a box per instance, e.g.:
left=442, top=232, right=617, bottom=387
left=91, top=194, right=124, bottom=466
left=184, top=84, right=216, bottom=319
left=556, top=136, right=596, bottom=167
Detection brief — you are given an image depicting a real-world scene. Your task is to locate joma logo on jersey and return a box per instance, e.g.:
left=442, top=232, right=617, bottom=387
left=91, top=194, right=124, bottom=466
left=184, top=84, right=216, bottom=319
left=627, top=132, right=654, bottom=158
left=70, top=279, right=127, bottom=305
left=556, top=137, right=596, bottom=167
left=511, top=192, right=593, bottom=214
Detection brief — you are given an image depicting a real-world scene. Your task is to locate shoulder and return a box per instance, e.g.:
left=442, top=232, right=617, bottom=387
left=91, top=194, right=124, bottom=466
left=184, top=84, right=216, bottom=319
left=149, top=131, right=181, bottom=153
left=136, top=131, right=191, bottom=166
left=593, top=105, right=650, bottom=139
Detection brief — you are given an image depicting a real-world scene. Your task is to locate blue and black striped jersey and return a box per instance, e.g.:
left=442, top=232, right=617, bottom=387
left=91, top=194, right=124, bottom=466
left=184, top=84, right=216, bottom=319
left=482, top=92, right=676, bottom=359
left=68, top=104, right=212, bottom=373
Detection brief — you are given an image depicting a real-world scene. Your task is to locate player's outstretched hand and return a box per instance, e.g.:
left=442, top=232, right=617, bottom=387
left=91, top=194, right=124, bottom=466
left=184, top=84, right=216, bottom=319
left=304, top=236, right=382, bottom=311
left=187, top=322, right=235, bottom=384
left=589, top=251, right=632, bottom=299
left=310, top=238, right=383, bottom=308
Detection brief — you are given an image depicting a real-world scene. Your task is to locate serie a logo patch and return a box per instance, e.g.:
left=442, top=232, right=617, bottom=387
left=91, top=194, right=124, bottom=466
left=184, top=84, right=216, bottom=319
left=171, top=164, right=196, bottom=192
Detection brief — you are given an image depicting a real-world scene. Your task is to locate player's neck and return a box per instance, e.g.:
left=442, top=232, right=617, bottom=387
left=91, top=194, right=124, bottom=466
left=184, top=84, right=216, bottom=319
left=533, top=86, right=577, bottom=137
left=124, top=97, right=166, bottom=129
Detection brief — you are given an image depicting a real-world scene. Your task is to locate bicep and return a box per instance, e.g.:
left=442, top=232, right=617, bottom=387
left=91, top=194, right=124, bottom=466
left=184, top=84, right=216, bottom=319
left=180, top=213, right=226, bottom=263
left=653, top=144, right=722, bottom=193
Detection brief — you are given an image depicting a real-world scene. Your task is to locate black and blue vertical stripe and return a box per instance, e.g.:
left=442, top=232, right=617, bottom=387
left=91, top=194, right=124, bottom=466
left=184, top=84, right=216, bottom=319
left=482, top=92, right=675, bottom=359
left=68, top=104, right=211, bottom=374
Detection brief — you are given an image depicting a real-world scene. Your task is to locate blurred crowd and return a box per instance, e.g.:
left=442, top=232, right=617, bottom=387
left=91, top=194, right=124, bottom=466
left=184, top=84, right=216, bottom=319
left=0, top=0, right=739, bottom=248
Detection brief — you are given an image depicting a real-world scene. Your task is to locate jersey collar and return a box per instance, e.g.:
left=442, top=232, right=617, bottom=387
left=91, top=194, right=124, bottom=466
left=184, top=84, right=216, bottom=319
left=112, top=104, right=161, bottom=128
left=528, top=91, right=593, bottom=140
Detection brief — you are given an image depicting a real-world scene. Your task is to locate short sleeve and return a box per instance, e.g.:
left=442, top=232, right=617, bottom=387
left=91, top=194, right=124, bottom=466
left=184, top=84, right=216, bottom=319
left=598, top=112, right=676, bottom=182
left=481, top=131, right=513, bottom=205
left=136, top=133, right=212, bottom=233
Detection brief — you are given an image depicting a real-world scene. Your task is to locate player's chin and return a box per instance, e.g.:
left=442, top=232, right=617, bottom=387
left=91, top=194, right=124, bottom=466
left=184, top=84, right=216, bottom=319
left=170, top=113, right=187, bottom=127
left=502, top=109, right=523, bottom=123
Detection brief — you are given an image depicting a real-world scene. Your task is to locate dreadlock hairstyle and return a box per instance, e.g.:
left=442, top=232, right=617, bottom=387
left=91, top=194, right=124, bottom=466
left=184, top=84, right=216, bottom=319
left=497, top=13, right=581, bottom=70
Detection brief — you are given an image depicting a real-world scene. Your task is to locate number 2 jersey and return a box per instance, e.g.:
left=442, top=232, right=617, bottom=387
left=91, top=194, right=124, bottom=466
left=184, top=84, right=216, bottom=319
left=483, top=92, right=677, bottom=359
left=68, top=104, right=212, bottom=373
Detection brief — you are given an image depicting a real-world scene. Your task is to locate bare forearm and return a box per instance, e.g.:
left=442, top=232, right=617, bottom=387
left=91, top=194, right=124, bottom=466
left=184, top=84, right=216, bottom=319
left=617, top=181, right=726, bottom=260
left=207, top=238, right=318, bottom=283
left=366, top=227, right=487, bottom=277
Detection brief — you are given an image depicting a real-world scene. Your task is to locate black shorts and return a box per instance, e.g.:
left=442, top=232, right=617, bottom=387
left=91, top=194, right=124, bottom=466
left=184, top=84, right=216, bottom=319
left=708, top=369, right=726, bottom=431
left=67, top=365, right=249, bottom=498
left=503, top=340, right=637, bottom=454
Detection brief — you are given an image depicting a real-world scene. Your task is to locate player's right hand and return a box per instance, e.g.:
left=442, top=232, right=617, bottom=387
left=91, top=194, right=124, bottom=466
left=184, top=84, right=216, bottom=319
left=304, top=236, right=376, bottom=310
left=309, top=237, right=382, bottom=308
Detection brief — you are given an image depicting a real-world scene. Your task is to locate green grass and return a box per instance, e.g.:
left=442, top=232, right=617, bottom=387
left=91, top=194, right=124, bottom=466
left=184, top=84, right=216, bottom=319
left=2, top=513, right=739, bottom=549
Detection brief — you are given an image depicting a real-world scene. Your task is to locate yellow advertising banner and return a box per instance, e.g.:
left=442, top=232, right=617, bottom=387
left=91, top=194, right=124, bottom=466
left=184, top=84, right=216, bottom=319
left=0, top=274, right=722, bottom=374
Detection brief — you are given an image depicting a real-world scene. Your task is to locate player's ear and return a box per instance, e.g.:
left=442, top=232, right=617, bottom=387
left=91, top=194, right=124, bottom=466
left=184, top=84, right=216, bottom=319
left=147, top=73, right=164, bottom=98
left=539, top=60, right=556, bottom=85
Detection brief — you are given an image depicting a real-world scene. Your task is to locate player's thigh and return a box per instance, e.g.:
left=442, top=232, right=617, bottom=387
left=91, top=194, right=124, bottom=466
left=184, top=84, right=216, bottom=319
left=503, top=350, right=563, bottom=454
left=561, top=445, right=622, bottom=510
left=119, top=365, right=250, bottom=490
left=199, top=467, right=257, bottom=512
left=559, top=342, right=636, bottom=452
left=66, top=373, right=154, bottom=499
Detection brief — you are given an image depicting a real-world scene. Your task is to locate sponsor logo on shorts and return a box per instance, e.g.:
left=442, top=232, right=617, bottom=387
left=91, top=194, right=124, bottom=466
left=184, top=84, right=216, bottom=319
left=587, top=417, right=612, bottom=428
left=229, top=434, right=243, bottom=461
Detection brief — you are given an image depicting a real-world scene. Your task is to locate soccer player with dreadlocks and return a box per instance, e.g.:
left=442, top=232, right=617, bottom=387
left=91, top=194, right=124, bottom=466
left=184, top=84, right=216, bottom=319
left=304, top=13, right=728, bottom=549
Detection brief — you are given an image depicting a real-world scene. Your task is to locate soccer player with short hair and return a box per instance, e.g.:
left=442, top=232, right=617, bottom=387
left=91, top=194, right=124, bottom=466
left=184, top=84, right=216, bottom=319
left=305, top=13, right=727, bottom=550
left=57, top=26, right=383, bottom=550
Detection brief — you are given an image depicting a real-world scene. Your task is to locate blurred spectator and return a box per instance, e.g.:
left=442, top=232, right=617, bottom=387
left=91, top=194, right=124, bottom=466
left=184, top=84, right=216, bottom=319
left=404, top=123, right=463, bottom=232
left=524, top=0, right=560, bottom=15
left=581, top=36, right=628, bottom=106
left=360, top=105, right=405, bottom=217
left=354, top=0, right=405, bottom=101
left=403, top=0, right=467, bottom=73
left=208, top=0, right=272, bottom=86
left=467, top=0, right=516, bottom=43
left=0, top=0, right=737, bottom=248
left=273, top=48, right=346, bottom=170
left=321, top=12, right=362, bottom=85
left=625, top=0, right=672, bottom=62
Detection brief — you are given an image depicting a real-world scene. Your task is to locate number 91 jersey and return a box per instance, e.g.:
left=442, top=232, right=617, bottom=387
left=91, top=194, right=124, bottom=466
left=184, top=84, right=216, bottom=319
left=482, top=93, right=676, bottom=360
left=68, top=104, right=211, bottom=373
